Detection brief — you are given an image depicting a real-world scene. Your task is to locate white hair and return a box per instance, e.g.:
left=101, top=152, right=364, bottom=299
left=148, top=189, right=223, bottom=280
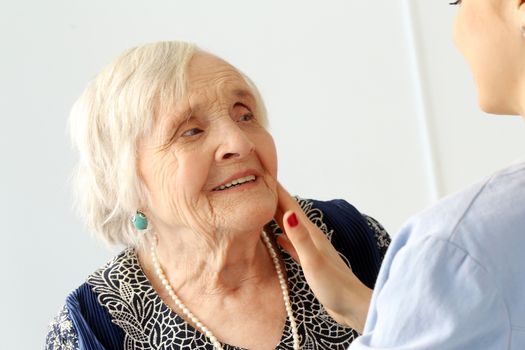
left=69, top=41, right=269, bottom=247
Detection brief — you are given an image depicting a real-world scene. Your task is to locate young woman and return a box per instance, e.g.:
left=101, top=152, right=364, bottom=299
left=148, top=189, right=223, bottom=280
left=277, top=1, right=525, bottom=348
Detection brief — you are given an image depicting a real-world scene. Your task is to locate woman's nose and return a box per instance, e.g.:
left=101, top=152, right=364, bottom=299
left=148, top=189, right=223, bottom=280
left=215, top=120, right=255, bottom=162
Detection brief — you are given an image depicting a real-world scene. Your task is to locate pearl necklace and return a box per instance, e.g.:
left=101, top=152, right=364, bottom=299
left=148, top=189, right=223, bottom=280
left=150, top=231, right=301, bottom=350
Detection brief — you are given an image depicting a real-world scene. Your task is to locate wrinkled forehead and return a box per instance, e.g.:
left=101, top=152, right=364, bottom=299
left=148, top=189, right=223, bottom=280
left=155, top=52, right=257, bottom=126
left=171, top=53, right=254, bottom=116
left=186, top=52, right=256, bottom=105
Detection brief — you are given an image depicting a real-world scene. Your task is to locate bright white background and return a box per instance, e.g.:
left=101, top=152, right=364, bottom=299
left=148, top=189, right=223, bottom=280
left=1, top=1, right=524, bottom=348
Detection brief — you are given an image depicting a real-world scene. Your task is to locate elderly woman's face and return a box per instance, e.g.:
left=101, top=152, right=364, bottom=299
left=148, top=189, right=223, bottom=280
left=138, top=53, right=278, bottom=238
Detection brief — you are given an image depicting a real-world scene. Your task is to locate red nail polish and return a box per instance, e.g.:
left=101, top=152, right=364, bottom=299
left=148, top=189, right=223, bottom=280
left=287, top=213, right=298, bottom=228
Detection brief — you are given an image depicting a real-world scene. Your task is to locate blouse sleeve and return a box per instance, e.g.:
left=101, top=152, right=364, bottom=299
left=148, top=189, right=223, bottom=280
left=362, top=214, right=391, bottom=263
left=307, top=198, right=391, bottom=289
left=45, top=305, right=80, bottom=350
left=46, top=283, right=124, bottom=350
left=350, top=236, right=509, bottom=349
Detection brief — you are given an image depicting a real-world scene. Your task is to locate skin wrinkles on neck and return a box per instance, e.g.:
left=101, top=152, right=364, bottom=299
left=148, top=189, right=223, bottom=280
left=138, top=226, right=277, bottom=297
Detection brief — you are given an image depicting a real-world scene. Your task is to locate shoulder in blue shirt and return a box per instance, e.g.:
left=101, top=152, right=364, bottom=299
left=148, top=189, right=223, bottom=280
left=351, top=161, right=525, bottom=349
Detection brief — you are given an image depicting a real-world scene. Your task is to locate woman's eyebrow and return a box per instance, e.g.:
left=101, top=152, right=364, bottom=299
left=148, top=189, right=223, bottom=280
left=232, top=88, right=256, bottom=102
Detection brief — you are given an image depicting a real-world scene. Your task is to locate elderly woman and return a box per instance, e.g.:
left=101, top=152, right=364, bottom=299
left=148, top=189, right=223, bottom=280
left=46, top=41, right=389, bottom=350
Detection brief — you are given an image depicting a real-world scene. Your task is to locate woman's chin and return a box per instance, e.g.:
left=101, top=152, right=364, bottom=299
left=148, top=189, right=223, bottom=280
left=209, top=179, right=276, bottom=222
left=476, top=86, right=521, bottom=116
left=478, top=99, right=518, bottom=116
left=215, top=196, right=277, bottom=234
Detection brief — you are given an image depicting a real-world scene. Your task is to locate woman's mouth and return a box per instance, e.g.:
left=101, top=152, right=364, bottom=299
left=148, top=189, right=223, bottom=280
left=212, top=175, right=257, bottom=192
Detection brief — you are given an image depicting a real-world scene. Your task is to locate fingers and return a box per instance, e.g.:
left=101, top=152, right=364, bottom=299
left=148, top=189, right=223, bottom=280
left=276, top=234, right=300, bottom=262
left=275, top=182, right=324, bottom=267
left=276, top=182, right=315, bottom=230
left=282, top=211, right=323, bottom=270
left=274, top=207, right=301, bottom=263
left=276, top=182, right=301, bottom=215
left=274, top=206, right=285, bottom=233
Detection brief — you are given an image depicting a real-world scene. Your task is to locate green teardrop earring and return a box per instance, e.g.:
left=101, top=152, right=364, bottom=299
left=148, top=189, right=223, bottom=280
left=132, top=211, right=148, bottom=230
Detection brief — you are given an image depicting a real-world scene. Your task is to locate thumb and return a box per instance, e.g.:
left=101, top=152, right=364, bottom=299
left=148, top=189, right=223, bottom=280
left=276, top=234, right=300, bottom=263
left=282, top=211, right=322, bottom=269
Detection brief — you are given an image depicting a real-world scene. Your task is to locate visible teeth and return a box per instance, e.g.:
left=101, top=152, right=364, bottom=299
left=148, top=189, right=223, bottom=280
left=214, top=175, right=256, bottom=191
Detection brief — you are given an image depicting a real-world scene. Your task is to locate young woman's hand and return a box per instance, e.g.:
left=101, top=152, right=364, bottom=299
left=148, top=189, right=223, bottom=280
left=274, top=183, right=372, bottom=333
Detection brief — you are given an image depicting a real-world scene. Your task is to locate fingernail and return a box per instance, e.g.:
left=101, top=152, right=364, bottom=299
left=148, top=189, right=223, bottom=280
left=287, top=213, right=298, bottom=228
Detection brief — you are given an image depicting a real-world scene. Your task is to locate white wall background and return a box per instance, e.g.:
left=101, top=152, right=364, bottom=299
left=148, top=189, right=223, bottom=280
left=1, top=1, right=524, bottom=348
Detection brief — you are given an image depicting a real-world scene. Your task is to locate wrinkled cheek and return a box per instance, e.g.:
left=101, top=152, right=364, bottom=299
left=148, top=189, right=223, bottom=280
left=148, top=158, right=183, bottom=222
left=171, top=160, right=216, bottom=231
left=258, top=134, right=279, bottom=206
left=260, top=134, right=278, bottom=179
left=156, top=178, right=214, bottom=234
left=170, top=195, right=201, bottom=229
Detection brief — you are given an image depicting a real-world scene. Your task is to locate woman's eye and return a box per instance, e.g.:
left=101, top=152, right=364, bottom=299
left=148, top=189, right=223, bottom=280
left=449, top=0, right=461, bottom=5
left=181, top=128, right=204, bottom=137
left=238, top=113, right=255, bottom=122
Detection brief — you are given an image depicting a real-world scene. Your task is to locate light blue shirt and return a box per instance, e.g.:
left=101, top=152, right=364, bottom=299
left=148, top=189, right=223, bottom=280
left=350, top=162, right=525, bottom=349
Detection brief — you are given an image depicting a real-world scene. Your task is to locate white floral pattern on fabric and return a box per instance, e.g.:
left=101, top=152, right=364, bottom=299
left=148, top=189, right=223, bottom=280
left=45, top=305, right=79, bottom=350
left=294, top=197, right=354, bottom=269
left=363, top=214, right=391, bottom=261
left=86, top=199, right=360, bottom=349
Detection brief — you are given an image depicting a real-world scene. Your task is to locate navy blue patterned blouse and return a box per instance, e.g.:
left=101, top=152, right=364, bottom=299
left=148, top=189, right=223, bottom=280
left=46, top=198, right=390, bottom=350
